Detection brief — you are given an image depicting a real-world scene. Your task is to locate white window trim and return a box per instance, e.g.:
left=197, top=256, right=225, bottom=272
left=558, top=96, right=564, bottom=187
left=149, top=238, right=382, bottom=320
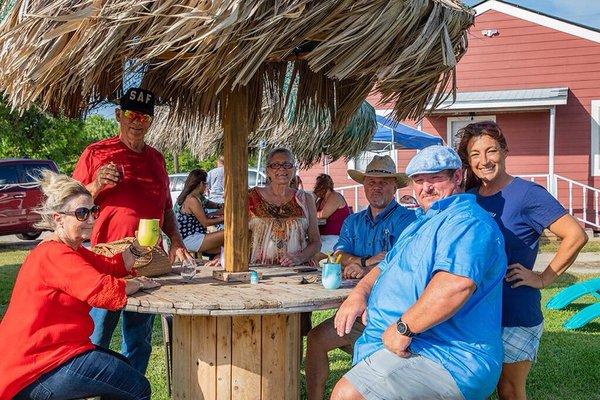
left=446, top=115, right=496, bottom=146
left=475, top=0, right=600, bottom=44
left=591, top=100, right=600, bottom=176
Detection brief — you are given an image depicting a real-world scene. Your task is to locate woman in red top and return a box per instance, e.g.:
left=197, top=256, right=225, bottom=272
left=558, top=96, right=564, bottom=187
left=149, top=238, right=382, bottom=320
left=313, top=174, right=351, bottom=255
left=0, top=172, right=158, bottom=400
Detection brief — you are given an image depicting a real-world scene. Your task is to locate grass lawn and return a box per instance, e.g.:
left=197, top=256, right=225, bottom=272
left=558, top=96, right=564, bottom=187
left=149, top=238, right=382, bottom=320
left=539, top=239, right=600, bottom=253
left=2, top=244, right=599, bottom=399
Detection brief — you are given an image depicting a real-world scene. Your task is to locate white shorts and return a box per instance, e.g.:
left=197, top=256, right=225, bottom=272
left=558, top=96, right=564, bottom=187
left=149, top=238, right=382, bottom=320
left=183, top=232, right=205, bottom=252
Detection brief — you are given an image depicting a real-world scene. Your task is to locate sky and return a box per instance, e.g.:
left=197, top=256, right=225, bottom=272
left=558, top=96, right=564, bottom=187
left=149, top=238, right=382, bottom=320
left=464, top=0, right=600, bottom=29
left=90, top=0, right=600, bottom=118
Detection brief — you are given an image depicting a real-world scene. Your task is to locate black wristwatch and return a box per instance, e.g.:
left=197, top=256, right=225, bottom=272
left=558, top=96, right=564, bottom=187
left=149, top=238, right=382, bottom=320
left=396, top=319, right=416, bottom=337
left=360, top=256, right=369, bottom=269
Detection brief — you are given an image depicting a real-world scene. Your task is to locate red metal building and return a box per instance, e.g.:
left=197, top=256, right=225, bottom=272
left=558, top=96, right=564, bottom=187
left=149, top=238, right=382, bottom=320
left=300, top=0, right=600, bottom=228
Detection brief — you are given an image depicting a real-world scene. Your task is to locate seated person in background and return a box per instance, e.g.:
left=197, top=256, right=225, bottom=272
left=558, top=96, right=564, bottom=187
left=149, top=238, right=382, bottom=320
left=0, top=171, right=157, bottom=400
left=313, top=173, right=351, bottom=255
left=399, top=194, right=419, bottom=210
left=305, top=155, right=416, bottom=400
left=175, top=169, right=224, bottom=256
left=331, top=145, right=506, bottom=400
left=290, top=174, right=304, bottom=190
left=249, top=147, right=320, bottom=267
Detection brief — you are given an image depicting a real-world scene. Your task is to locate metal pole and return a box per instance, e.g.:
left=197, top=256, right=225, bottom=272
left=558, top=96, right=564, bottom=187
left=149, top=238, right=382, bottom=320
left=256, top=147, right=263, bottom=177
left=549, top=106, right=556, bottom=196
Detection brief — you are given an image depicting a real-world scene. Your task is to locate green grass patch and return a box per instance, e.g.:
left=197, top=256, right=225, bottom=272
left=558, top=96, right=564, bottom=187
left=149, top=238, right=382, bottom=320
left=1, top=246, right=599, bottom=399
left=540, top=240, right=600, bottom=253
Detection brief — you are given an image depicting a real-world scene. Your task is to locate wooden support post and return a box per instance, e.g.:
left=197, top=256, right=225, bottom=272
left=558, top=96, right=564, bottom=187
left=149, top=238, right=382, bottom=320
left=222, top=86, right=250, bottom=273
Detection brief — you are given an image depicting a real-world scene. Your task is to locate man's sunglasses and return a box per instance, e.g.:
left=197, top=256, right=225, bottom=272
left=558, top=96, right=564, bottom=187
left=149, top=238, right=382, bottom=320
left=267, top=162, right=294, bottom=170
left=122, top=109, right=153, bottom=124
left=59, top=205, right=101, bottom=221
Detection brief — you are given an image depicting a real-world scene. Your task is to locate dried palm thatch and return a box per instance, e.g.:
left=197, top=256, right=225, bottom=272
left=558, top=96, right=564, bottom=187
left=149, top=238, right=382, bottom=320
left=0, top=0, right=473, bottom=161
left=147, top=99, right=377, bottom=168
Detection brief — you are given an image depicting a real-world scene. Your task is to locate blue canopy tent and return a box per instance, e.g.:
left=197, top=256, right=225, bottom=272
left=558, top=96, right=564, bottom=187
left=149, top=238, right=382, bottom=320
left=370, top=115, right=443, bottom=151
left=367, top=115, right=443, bottom=170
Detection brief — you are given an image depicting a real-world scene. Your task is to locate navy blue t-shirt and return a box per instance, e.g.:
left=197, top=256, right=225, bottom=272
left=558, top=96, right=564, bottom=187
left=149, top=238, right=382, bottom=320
left=474, top=178, right=567, bottom=327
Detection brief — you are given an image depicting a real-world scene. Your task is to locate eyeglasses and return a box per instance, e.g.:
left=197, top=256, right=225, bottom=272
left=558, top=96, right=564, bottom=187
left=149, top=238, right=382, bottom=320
left=59, top=205, right=100, bottom=221
left=267, top=162, right=294, bottom=170
left=122, top=109, right=153, bottom=124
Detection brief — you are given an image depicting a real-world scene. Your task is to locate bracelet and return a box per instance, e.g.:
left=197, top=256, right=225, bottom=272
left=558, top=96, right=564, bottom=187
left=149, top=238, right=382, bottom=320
left=538, top=273, right=545, bottom=288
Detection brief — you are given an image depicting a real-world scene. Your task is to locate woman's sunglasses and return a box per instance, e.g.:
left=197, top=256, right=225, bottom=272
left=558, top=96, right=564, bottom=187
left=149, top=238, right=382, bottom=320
left=267, top=162, right=294, bottom=170
left=59, top=205, right=101, bottom=221
left=122, top=109, right=153, bottom=124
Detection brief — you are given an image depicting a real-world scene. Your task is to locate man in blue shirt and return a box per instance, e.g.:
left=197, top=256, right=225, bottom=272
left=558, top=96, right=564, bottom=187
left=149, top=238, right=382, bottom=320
left=332, top=146, right=506, bottom=400
left=306, top=155, right=416, bottom=400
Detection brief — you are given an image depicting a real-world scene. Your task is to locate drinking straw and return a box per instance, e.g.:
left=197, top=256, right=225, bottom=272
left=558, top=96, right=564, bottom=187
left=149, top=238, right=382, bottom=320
left=335, top=253, right=342, bottom=264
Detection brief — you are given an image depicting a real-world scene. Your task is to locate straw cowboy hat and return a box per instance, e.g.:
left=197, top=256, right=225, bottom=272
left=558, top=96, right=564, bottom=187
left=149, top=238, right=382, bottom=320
left=347, top=155, right=409, bottom=188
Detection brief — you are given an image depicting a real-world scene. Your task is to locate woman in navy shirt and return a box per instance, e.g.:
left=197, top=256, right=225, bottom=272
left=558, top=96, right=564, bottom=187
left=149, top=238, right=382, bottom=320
left=456, top=121, right=587, bottom=400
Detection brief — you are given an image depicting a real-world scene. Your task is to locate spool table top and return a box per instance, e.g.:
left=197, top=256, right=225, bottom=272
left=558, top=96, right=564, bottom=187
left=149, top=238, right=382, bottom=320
left=125, top=266, right=355, bottom=316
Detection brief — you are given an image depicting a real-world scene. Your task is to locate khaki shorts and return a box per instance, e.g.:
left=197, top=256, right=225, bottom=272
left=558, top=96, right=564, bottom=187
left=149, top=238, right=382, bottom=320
left=345, top=348, right=464, bottom=400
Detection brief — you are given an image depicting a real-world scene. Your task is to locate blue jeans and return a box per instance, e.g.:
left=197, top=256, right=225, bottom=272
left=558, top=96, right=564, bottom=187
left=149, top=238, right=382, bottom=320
left=90, top=308, right=155, bottom=374
left=15, top=346, right=150, bottom=400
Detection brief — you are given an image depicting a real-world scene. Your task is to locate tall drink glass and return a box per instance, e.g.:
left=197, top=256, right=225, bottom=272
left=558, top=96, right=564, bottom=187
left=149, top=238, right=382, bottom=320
left=137, top=218, right=160, bottom=247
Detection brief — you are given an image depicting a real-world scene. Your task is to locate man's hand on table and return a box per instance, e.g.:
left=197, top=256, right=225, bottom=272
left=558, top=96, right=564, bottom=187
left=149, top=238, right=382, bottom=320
left=343, top=262, right=366, bottom=279
left=334, top=293, right=368, bottom=337
left=382, top=323, right=411, bottom=358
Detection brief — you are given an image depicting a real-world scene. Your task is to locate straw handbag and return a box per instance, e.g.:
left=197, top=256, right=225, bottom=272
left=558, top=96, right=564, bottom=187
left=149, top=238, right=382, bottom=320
left=92, top=237, right=172, bottom=277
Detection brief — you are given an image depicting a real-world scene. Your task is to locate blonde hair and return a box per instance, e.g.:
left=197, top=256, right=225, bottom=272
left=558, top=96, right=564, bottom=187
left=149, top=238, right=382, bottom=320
left=34, top=170, right=91, bottom=230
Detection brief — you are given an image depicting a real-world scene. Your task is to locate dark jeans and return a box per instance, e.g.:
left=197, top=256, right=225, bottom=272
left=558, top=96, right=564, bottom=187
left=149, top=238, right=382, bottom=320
left=15, top=346, right=151, bottom=400
left=90, top=308, right=155, bottom=374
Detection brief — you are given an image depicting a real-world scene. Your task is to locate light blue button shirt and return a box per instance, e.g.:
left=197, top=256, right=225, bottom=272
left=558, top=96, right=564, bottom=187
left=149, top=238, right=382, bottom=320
left=334, top=200, right=416, bottom=257
left=353, top=193, right=506, bottom=400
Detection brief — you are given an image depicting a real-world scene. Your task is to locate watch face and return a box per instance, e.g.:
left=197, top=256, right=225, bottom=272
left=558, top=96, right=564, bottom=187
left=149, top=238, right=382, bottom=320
left=396, top=321, right=408, bottom=334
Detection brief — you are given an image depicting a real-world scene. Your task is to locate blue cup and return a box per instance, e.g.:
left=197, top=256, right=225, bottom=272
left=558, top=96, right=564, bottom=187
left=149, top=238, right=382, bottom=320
left=322, top=263, right=342, bottom=289
left=249, top=270, right=259, bottom=284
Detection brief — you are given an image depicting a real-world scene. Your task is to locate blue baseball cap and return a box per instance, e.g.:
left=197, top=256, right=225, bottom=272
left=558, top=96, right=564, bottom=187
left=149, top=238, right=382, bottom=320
left=405, top=145, right=462, bottom=177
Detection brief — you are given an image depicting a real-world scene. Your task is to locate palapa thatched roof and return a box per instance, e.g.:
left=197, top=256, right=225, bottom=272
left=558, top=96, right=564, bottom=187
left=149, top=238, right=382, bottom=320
left=147, top=100, right=377, bottom=167
left=0, top=0, right=473, bottom=164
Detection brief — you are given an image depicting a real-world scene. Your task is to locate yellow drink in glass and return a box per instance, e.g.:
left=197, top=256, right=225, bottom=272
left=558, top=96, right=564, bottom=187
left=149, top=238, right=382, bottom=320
left=137, top=218, right=160, bottom=247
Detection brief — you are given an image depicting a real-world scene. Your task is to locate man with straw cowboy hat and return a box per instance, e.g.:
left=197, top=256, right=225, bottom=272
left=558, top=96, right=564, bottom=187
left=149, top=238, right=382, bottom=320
left=306, top=154, right=416, bottom=400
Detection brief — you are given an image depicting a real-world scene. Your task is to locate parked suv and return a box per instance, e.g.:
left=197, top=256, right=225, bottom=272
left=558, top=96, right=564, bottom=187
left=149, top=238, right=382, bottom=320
left=0, top=159, right=59, bottom=240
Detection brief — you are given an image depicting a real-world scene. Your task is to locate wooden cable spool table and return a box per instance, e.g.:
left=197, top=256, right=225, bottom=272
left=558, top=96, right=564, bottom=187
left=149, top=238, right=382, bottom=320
left=125, top=266, right=355, bottom=400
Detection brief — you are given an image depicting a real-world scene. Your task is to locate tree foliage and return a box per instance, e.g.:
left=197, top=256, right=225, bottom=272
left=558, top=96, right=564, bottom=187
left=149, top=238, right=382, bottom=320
left=0, top=95, right=258, bottom=176
left=0, top=97, right=117, bottom=174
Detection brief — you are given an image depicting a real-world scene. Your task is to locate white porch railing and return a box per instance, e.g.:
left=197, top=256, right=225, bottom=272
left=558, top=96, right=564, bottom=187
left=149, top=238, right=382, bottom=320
left=336, top=173, right=600, bottom=229
left=554, top=174, right=600, bottom=229
left=336, top=184, right=362, bottom=212
left=517, top=174, right=551, bottom=189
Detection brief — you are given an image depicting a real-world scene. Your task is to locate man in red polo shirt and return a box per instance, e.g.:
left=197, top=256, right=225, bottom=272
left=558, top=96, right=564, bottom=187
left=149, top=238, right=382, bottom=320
left=73, top=87, right=189, bottom=373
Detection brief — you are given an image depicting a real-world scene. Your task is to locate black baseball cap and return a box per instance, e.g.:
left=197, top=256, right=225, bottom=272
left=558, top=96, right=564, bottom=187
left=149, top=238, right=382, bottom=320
left=119, top=87, right=155, bottom=116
